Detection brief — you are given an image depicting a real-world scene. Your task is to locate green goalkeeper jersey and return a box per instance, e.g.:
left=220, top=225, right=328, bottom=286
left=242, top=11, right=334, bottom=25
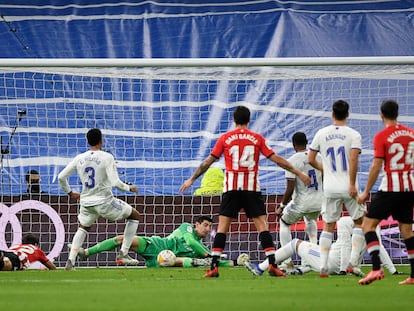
left=167, top=222, right=210, bottom=257
left=138, top=222, right=210, bottom=267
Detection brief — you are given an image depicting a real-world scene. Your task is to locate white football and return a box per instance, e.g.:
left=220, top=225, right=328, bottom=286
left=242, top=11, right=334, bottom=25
left=157, top=249, right=176, bottom=267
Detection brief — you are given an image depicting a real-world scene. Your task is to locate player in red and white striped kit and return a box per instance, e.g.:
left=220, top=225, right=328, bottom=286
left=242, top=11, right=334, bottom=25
left=0, top=234, right=56, bottom=271
left=358, top=99, right=414, bottom=285
left=180, top=105, right=311, bottom=278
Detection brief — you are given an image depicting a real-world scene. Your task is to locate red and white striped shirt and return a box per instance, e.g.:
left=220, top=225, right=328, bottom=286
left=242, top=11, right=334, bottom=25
left=8, top=244, right=49, bottom=270
left=374, top=124, right=414, bottom=192
left=211, top=128, right=274, bottom=192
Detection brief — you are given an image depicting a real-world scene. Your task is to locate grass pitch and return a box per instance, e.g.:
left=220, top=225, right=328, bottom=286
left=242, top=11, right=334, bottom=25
left=0, top=265, right=412, bottom=311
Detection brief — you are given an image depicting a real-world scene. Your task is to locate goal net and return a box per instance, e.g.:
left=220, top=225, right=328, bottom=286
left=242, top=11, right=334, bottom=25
left=0, top=57, right=413, bottom=268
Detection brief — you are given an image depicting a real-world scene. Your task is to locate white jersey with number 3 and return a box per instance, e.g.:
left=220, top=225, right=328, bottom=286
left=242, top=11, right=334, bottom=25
left=309, top=125, right=361, bottom=197
left=58, top=150, right=130, bottom=206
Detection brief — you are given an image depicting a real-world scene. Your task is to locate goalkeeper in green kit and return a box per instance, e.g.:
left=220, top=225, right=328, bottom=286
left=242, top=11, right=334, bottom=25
left=74, top=215, right=248, bottom=268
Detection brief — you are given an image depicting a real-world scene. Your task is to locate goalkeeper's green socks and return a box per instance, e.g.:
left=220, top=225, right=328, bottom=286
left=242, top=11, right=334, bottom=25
left=87, top=237, right=120, bottom=256
left=182, top=258, right=193, bottom=268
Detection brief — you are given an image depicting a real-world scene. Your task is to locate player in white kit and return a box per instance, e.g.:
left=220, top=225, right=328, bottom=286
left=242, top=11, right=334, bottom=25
left=58, top=128, right=141, bottom=270
left=308, top=100, right=366, bottom=277
left=244, top=216, right=399, bottom=276
left=276, top=132, right=323, bottom=268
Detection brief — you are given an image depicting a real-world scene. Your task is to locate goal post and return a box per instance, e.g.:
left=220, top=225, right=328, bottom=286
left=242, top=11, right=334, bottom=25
left=2, top=56, right=414, bottom=66
left=0, top=57, right=413, bottom=268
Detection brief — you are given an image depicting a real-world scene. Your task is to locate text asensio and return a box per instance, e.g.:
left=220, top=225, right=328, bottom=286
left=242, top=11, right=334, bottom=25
left=325, top=133, right=346, bottom=141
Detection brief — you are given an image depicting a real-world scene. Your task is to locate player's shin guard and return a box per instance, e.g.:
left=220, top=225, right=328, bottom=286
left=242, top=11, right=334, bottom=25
left=259, top=231, right=276, bottom=266
left=120, top=219, right=139, bottom=255
left=69, top=227, right=88, bottom=264
left=319, top=231, right=333, bottom=271
left=365, top=231, right=381, bottom=270
left=304, top=219, right=318, bottom=244
left=279, top=220, right=292, bottom=247
left=274, top=240, right=296, bottom=264
left=349, top=227, right=365, bottom=267
left=211, top=233, right=226, bottom=269
left=404, top=236, right=414, bottom=278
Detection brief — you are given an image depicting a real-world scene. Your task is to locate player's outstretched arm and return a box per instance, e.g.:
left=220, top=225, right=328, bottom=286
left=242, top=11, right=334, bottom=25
left=43, top=260, right=57, bottom=270
left=179, top=155, right=216, bottom=193
left=269, top=154, right=311, bottom=186
left=182, top=232, right=210, bottom=257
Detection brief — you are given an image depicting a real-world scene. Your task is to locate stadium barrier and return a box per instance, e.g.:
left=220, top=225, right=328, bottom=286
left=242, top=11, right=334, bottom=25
left=0, top=195, right=407, bottom=268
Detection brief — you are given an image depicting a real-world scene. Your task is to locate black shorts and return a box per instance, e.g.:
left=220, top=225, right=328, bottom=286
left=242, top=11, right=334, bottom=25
left=367, top=191, right=414, bottom=224
left=2, top=251, right=21, bottom=270
left=220, top=191, right=266, bottom=219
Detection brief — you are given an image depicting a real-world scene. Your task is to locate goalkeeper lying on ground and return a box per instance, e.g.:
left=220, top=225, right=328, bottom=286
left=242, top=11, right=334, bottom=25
left=73, top=215, right=248, bottom=268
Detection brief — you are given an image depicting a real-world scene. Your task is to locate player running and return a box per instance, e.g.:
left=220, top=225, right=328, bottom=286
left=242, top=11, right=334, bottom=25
left=357, top=100, right=414, bottom=285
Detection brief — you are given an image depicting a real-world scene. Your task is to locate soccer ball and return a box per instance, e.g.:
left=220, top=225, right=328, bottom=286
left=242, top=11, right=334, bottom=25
left=236, top=253, right=249, bottom=266
left=157, top=249, right=176, bottom=267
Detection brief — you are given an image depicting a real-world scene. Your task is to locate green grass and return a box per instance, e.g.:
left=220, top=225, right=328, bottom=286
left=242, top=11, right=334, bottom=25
left=0, top=266, right=413, bottom=311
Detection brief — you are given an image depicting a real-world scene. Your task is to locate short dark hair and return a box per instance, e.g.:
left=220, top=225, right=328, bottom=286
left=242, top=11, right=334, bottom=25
left=87, top=128, right=102, bottom=146
left=292, top=132, right=308, bottom=146
left=233, top=106, right=250, bottom=125
left=25, top=169, right=39, bottom=183
left=332, top=100, right=349, bottom=121
left=196, top=215, right=213, bottom=224
left=22, top=234, right=39, bottom=245
left=381, top=99, right=398, bottom=120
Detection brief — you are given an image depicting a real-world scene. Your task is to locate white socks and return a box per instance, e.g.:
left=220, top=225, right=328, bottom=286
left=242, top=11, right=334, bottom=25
left=319, top=231, right=333, bottom=270
left=68, top=227, right=88, bottom=263
left=304, top=218, right=318, bottom=244
left=275, top=240, right=297, bottom=263
left=120, top=219, right=139, bottom=255
left=258, top=239, right=297, bottom=271
left=279, top=221, right=292, bottom=247
left=349, top=227, right=365, bottom=267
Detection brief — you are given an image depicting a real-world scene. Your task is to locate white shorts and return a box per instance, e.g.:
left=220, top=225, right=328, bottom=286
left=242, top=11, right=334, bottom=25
left=78, top=197, right=133, bottom=227
left=281, top=201, right=320, bottom=225
left=321, top=194, right=365, bottom=223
